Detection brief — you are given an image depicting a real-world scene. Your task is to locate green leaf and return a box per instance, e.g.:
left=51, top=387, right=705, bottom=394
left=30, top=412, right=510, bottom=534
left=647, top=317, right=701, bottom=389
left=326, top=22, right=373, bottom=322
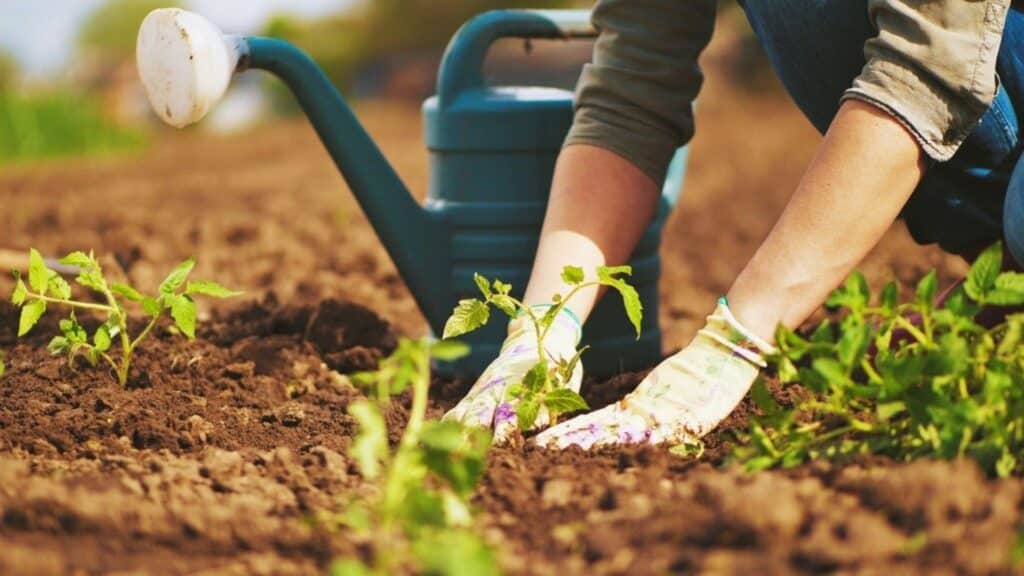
left=837, top=322, right=870, bottom=369
left=442, top=299, right=490, bottom=339
left=490, top=294, right=518, bottom=317
left=915, top=270, right=937, bottom=308
left=18, top=300, right=46, bottom=336
left=522, top=360, right=548, bottom=395
left=965, top=242, right=1001, bottom=301
left=168, top=294, right=197, bottom=339
left=11, top=274, right=27, bottom=306
left=412, top=529, right=497, bottom=576
left=516, top=399, right=541, bottom=430
left=420, top=421, right=491, bottom=496
left=93, top=325, right=112, bottom=353
left=473, top=273, right=491, bottom=298
left=880, top=281, right=898, bottom=312
left=142, top=297, right=162, bottom=317
left=430, top=339, right=470, bottom=361
left=876, top=401, right=906, bottom=421
left=110, top=282, right=144, bottom=302
left=561, top=265, right=584, bottom=286
left=0, top=352, right=5, bottom=378
left=159, top=257, right=195, bottom=295
left=75, top=269, right=106, bottom=292
left=329, top=559, right=374, bottom=576
left=59, top=251, right=95, bottom=269
left=348, top=400, right=388, bottom=480
left=543, top=388, right=589, bottom=415
left=492, top=279, right=512, bottom=296
left=827, top=272, right=869, bottom=312
left=984, top=288, right=1024, bottom=306
left=47, top=274, right=71, bottom=300
left=812, top=357, right=848, bottom=388
left=47, top=336, right=69, bottom=356
left=27, top=249, right=48, bottom=294
left=750, top=378, right=778, bottom=413
left=596, top=266, right=642, bottom=339
left=185, top=280, right=242, bottom=298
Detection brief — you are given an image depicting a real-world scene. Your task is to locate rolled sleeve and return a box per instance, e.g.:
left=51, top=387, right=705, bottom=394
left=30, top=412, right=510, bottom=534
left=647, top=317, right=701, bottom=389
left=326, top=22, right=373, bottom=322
left=843, top=0, right=1011, bottom=162
left=564, top=0, right=715, bottom=185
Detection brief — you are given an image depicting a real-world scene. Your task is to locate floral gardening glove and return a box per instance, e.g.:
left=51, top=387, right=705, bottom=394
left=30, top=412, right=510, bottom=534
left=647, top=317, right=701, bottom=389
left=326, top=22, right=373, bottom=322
left=535, top=298, right=775, bottom=450
left=442, top=306, right=583, bottom=443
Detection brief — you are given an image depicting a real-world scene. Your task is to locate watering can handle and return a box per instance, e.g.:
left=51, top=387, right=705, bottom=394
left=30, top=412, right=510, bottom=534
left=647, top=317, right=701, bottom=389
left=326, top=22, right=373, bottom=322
left=437, top=10, right=596, bottom=106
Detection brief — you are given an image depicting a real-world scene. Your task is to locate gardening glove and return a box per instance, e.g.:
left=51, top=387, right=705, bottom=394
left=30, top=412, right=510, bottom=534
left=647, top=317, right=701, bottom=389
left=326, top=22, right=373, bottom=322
left=535, top=298, right=775, bottom=450
left=443, top=306, right=583, bottom=443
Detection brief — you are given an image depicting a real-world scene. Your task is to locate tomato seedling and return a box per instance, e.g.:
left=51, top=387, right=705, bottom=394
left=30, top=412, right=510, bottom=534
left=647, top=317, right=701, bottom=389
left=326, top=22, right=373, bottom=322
left=442, top=265, right=642, bottom=430
left=735, top=242, right=1024, bottom=477
left=329, top=338, right=497, bottom=576
left=9, top=249, right=240, bottom=386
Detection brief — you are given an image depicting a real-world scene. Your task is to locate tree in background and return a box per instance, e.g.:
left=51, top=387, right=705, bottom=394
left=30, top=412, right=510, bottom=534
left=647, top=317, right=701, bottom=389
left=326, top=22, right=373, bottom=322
left=78, top=0, right=179, bottom=63
left=263, top=0, right=583, bottom=108
left=0, top=51, right=18, bottom=92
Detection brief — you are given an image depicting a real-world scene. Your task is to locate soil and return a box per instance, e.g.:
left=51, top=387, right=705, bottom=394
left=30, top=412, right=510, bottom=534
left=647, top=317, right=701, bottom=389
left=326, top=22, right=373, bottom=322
left=1, top=22, right=1020, bottom=576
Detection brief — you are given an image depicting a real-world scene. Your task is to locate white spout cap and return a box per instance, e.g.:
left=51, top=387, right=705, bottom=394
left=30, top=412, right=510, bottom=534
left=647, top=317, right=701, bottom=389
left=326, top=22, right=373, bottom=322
left=136, top=8, right=244, bottom=128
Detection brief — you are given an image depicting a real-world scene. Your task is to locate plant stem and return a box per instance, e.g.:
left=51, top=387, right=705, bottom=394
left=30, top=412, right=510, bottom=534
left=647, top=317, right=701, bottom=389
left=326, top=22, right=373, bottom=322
left=24, top=292, right=114, bottom=313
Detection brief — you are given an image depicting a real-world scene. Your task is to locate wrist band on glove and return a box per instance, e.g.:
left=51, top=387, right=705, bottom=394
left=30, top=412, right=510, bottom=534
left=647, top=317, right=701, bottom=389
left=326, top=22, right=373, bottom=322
left=698, top=297, right=777, bottom=368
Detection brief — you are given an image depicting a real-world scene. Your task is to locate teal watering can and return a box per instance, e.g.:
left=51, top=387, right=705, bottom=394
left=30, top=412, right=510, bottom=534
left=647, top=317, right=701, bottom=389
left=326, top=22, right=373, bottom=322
left=136, top=8, right=687, bottom=377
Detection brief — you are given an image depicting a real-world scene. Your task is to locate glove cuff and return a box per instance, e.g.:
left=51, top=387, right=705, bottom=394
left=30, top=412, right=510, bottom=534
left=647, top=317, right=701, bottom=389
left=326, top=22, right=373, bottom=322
left=698, top=297, right=777, bottom=368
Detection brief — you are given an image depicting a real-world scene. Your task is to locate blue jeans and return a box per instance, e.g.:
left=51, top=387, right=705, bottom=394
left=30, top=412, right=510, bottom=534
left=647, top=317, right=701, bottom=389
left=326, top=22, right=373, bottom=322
left=741, top=0, right=1024, bottom=265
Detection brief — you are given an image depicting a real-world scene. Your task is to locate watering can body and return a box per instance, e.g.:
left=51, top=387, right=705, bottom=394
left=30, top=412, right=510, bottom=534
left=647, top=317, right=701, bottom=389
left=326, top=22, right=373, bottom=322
left=136, top=8, right=687, bottom=377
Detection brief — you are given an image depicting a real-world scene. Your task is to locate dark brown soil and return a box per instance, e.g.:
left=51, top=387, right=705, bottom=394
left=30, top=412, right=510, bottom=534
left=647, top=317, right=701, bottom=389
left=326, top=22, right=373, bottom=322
left=1, top=22, right=1020, bottom=576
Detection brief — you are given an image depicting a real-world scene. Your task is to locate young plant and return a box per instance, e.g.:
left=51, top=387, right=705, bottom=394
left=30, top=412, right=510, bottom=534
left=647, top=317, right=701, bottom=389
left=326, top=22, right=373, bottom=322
left=734, top=242, right=1024, bottom=477
left=9, top=249, right=239, bottom=386
left=330, top=338, right=497, bottom=576
left=441, top=265, right=642, bottom=430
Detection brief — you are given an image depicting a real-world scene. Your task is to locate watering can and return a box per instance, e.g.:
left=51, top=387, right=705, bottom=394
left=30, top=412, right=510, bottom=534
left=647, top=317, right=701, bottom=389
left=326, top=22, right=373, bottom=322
left=136, top=8, right=687, bottom=377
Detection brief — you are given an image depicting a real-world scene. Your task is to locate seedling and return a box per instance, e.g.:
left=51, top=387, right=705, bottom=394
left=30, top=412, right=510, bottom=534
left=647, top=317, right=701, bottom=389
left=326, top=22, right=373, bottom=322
left=734, top=242, right=1024, bottom=477
left=329, top=338, right=497, bottom=576
left=9, top=249, right=240, bottom=386
left=442, top=265, right=642, bottom=430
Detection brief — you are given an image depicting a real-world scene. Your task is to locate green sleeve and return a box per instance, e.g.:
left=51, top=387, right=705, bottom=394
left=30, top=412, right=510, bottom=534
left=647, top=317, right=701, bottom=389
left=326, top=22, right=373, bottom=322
left=564, top=0, right=716, bottom=185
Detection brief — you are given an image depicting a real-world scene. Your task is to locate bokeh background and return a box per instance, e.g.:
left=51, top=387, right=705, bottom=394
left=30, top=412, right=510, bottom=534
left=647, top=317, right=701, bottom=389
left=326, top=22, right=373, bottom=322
left=0, top=0, right=963, bottom=347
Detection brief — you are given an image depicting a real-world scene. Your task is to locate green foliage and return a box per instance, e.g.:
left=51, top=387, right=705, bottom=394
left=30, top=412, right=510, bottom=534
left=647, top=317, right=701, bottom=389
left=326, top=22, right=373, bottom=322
left=443, top=265, right=642, bottom=431
left=0, top=91, right=145, bottom=164
left=0, top=351, right=5, bottom=379
left=0, top=50, right=18, bottom=92
left=9, top=249, right=239, bottom=386
left=333, top=338, right=497, bottom=575
left=733, top=243, right=1024, bottom=477
left=262, top=0, right=581, bottom=106
left=78, top=0, right=178, bottom=61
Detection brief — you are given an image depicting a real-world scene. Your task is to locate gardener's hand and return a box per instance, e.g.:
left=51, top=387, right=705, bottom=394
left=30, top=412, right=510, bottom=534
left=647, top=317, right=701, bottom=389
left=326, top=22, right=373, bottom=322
left=535, top=298, right=775, bottom=449
left=443, top=307, right=582, bottom=443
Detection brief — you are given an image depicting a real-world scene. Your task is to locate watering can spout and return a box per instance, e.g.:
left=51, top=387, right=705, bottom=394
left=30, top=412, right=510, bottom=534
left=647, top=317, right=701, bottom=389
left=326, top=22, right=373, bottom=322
left=137, top=9, right=449, bottom=329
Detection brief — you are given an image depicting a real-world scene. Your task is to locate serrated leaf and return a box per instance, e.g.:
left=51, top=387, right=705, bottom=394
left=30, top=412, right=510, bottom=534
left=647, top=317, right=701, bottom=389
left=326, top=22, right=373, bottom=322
left=543, top=388, right=589, bottom=415
left=59, top=251, right=95, bottom=269
left=965, top=242, right=1001, bottom=301
left=516, top=399, right=541, bottom=430
left=27, top=249, right=47, bottom=293
left=111, top=282, right=144, bottom=301
left=93, top=325, right=111, bottom=352
left=47, top=335, right=69, bottom=356
left=490, top=294, right=517, bottom=317
left=18, top=300, right=45, bottom=336
left=985, top=288, right=1024, bottom=306
left=596, top=266, right=642, bottom=339
left=561, top=265, right=584, bottom=286
left=11, top=274, right=26, bottom=306
left=169, top=294, right=197, bottom=339
left=431, top=339, right=470, bottom=361
left=915, top=270, right=937, bottom=308
left=75, top=269, right=106, bottom=292
left=185, top=280, right=242, bottom=298
left=442, top=299, right=489, bottom=339
left=492, top=279, right=512, bottom=296
left=348, top=400, right=387, bottom=480
left=827, top=272, right=869, bottom=312
left=142, top=297, right=162, bottom=317
left=159, top=257, right=195, bottom=295
left=522, top=360, right=548, bottom=395
left=473, top=273, right=491, bottom=298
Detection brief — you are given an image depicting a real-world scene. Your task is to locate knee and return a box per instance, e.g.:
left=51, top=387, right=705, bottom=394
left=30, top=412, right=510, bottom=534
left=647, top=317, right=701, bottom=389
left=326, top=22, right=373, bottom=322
left=1004, top=160, right=1024, bottom=266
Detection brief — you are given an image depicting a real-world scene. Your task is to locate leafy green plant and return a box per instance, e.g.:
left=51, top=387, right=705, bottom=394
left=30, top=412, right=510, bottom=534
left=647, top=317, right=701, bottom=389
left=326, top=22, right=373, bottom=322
left=0, top=351, right=5, bottom=379
left=329, top=338, right=497, bottom=576
left=734, top=243, right=1024, bottom=477
left=441, top=265, right=642, bottom=430
left=10, top=249, right=239, bottom=386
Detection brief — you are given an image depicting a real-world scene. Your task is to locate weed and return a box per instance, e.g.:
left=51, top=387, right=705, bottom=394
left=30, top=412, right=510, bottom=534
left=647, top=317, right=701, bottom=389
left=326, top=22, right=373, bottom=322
left=10, top=249, right=239, bottom=386
left=329, top=338, right=497, bottom=576
left=442, top=265, right=642, bottom=430
left=734, top=243, right=1024, bottom=477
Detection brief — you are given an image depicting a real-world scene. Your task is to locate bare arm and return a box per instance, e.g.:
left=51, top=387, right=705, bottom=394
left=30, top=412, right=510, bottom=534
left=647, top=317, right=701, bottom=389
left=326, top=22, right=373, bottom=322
left=727, top=99, right=927, bottom=342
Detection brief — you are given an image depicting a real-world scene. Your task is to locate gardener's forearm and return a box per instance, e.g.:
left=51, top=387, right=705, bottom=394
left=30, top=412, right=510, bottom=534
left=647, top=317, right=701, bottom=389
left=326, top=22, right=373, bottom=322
left=727, top=99, right=927, bottom=342
left=522, top=145, right=660, bottom=323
